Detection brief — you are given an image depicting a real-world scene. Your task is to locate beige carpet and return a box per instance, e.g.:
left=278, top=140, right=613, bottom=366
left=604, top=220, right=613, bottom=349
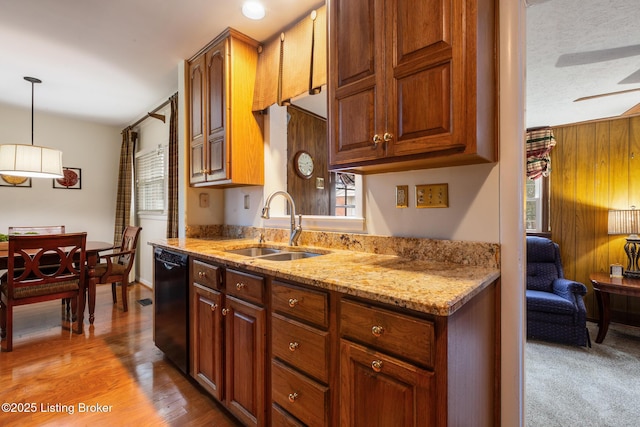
left=526, top=322, right=640, bottom=426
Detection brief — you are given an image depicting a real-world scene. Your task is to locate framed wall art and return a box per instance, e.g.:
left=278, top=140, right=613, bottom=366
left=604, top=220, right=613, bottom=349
left=53, top=167, right=81, bottom=189
left=0, top=175, right=32, bottom=187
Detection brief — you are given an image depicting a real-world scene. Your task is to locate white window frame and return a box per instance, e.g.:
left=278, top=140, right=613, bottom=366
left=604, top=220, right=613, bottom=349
left=526, top=178, right=543, bottom=232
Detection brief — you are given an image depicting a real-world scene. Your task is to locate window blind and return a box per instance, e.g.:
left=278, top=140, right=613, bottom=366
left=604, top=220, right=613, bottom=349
left=135, top=146, right=166, bottom=214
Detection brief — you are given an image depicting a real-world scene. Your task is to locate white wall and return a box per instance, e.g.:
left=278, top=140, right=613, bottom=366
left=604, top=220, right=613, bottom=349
left=0, top=103, right=120, bottom=242
left=134, top=103, right=171, bottom=287
left=364, top=164, right=499, bottom=241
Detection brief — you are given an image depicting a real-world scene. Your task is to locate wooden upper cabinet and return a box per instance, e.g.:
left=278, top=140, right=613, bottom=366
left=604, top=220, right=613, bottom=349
left=187, top=28, right=264, bottom=187
left=189, top=54, right=206, bottom=184
left=328, top=0, right=497, bottom=173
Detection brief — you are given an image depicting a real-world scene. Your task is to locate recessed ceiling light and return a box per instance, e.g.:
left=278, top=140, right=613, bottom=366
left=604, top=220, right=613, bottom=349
left=242, top=1, right=265, bottom=20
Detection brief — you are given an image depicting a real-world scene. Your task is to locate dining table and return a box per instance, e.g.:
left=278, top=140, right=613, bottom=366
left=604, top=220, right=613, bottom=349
left=0, top=240, right=114, bottom=333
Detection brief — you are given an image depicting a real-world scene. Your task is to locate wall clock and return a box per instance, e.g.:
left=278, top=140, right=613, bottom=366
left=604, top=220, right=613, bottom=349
left=294, top=150, right=314, bottom=179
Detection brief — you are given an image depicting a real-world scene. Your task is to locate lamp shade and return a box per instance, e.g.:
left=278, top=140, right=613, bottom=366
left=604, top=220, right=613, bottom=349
left=0, top=144, right=64, bottom=179
left=607, top=209, right=640, bottom=236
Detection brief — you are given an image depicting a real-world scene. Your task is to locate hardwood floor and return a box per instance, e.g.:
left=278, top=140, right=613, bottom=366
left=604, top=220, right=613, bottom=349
left=0, top=283, right=242, bottom=427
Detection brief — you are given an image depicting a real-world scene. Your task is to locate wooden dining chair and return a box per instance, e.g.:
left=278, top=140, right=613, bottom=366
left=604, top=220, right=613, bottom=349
left=92, top=226, right=142, bottom=313
left=0, top=232, right=87, bottom=352
left=6, top=226, right=69, bottom=307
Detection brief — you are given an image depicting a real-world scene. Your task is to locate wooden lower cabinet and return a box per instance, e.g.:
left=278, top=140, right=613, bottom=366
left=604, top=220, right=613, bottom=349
left=225, top=295, right=266, bottom=427
left=339, top=339, right=435, bottom=427
left=190, top=261, right=266, bottom=427
left=190, top=257, right=498, bottom=427
left=191, top=283, right=224, bottom=400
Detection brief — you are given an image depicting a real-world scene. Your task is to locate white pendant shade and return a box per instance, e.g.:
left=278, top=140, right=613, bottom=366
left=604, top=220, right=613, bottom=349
left=0, top=144, right=64, bottom=179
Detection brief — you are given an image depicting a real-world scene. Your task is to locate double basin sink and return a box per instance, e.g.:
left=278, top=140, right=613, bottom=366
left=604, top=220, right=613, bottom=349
left=226, top=246, right=324, bottom=261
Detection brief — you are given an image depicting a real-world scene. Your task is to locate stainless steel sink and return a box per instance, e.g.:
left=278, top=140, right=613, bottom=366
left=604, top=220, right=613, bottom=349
left=257, top=251, right=322, bottom=261
left=225, top=246, right=324, bottom=261
left=226, top=247, right=282, bottom=257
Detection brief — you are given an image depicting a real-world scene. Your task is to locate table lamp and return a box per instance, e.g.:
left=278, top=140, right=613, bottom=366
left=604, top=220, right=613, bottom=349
left=608, top=207, right=640, bottom=278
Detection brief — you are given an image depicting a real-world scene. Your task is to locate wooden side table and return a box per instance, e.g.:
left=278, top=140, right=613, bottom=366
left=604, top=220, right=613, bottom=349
left=589, top=272, right=640, bottom=343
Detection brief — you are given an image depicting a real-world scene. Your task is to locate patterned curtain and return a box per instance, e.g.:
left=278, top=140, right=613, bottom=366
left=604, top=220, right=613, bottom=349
left=166, top=93, right=179, bottom=238
left=114, top=127, right=137, bottom=245
left=526, top=126, right=556, bottom=180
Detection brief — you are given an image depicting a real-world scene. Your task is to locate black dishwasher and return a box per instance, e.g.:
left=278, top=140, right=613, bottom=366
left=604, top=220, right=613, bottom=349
left=153, top=247, right=189, bottom=374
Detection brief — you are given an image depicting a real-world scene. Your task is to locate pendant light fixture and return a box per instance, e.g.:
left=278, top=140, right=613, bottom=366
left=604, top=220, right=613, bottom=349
left=0, top=77, right=64, bottom=179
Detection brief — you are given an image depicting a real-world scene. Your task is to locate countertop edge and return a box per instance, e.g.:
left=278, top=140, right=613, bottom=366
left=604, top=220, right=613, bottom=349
left=150, top=238, right=500, bottom=317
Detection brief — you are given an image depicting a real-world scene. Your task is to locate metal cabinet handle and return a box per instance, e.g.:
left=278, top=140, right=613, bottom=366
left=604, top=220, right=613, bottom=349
left=383, top=132, right=393, bottom=143
left=371, top=325, right=384, bottom=337
left=372, top=134, right=382, bottom=148
left=371, top=360, right=383, bottom=372
left=198, top=271, right=206, bottom=278
left=236, top=282, right=246, bottom=290
left=210, top=303, right=218, bottom=312
left=288, top=298, right=298, bottom=308
left=288, top=392, right=299, bottom=403
left=288, top=342, right=299, bottom=352
left=221, top=308, right=230, bottom=316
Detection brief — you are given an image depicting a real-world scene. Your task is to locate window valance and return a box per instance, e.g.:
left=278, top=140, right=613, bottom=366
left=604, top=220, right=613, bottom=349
left=526, top=126, right=556, bottom=180
left=252, top=5, right=327, bottom=111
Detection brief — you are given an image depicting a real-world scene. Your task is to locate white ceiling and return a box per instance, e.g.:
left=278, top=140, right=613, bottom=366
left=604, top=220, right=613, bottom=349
left=0, top=0, right=637, bottom=129
left=526, top=0, right=640, bottom=127
left=0, top=0, right=321, bottom=128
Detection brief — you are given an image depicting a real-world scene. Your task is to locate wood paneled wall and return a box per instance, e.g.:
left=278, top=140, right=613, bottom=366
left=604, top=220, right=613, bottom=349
left=551, top=115, right=640, bottom=323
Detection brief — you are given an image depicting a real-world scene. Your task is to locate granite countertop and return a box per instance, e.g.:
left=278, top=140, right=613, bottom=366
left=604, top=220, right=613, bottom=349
left=151, top=236, right=500, bottom=317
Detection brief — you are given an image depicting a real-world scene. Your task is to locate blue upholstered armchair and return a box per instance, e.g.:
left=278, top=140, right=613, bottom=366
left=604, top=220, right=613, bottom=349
left=526, top=236, right=590, bottom=347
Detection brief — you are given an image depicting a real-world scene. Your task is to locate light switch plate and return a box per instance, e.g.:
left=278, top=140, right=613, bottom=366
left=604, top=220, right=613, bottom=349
left=416, top=184, right=449, bottom=208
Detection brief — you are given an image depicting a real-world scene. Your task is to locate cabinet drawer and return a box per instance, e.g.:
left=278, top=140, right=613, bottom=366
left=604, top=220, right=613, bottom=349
left=272, top=359, right=329, bottom=427
left=225, top=269, right=264, bottom=305
left=272, top=313, right=329, bottom=384
left=340, top=299, right=435, bottom=368
left=272, top=281, right=328, bottom=328
left=192, top=259, right=220, bottom=290
left=272, top=404, right=305, bottom=427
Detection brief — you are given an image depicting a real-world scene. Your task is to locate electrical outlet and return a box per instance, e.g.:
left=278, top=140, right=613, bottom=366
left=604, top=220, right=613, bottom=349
left=199, top=193, right=210, bottom=208
left=244, top=194, right=250, bottom=209
left=396, top=185, right=408, bottom=208
left=416, top=184, right=449, bottom=208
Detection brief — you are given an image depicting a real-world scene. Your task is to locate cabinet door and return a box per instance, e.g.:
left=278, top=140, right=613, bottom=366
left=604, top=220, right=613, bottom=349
left=340, top=340, right=435, bottom=427
left=205, top=40, right=228, bottom=182
left=191, top=284, right=224, bottom=400
left=189, top=54, right=206, bottom=184
left=386, top=0, right=464, bottom=157
left=224, top=295, right=266, bottom=427
left=328, top=0, right=386, bottom=165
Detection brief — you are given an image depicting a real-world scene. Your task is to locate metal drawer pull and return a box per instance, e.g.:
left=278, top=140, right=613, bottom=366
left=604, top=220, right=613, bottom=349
left=288, top=392, right=299, bottom=403
left=383, top=132, right=393, bottom=143
left=288, top=341, right=299, bottom=352
left=210, top=303, right=217, bottom=312
left=371, top=325, right=384, bottom=337
left=236, top=282, right=246, bottom=290
left=198, top=271, right=206, bottom=278
left=288, top=298, right=298, bottom=308
left=221, top=308, right=230, bottom=316
left=371, top=360, right=383, bottom=372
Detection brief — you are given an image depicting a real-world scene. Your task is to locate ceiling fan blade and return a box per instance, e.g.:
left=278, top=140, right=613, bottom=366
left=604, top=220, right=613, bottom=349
left=620, top=68, right=640, bottom=85
left=556, top=44, right=640, bottom=67
left=574, top=87, right=640, bottom=102
left=524, top=0, right=553, bottom=6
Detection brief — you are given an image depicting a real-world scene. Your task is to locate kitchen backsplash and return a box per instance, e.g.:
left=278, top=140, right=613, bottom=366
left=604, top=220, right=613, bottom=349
left=185, top=224, right=500, bottom=269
